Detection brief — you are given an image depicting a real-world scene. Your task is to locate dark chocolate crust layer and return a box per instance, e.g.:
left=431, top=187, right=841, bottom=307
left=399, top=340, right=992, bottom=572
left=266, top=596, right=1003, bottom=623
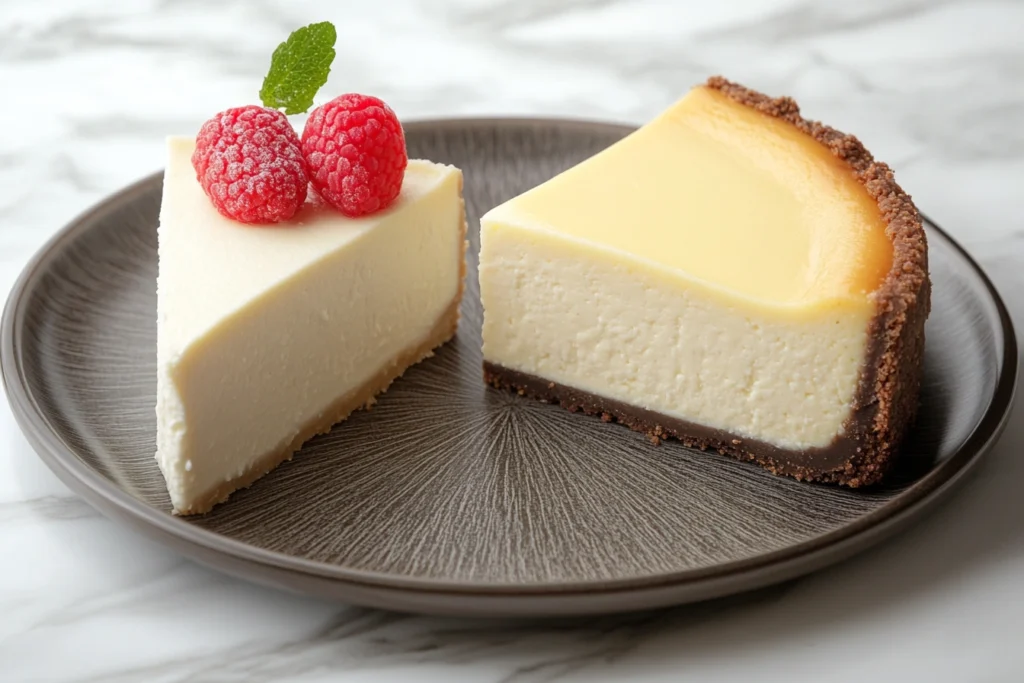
left=485, top=363, right=871, bottom=481
left=484, top=77, right=930, bottom=487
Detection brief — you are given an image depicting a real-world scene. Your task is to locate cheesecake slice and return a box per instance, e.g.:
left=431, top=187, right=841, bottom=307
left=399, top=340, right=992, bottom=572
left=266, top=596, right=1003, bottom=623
left=479, top=77, right=929, bottom=486
left=157, top=137, right=466, bottom=514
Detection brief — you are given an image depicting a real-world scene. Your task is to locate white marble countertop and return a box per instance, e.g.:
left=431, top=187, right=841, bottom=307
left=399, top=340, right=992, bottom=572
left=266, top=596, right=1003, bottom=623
left=1, top=0, right=1022, bottom=680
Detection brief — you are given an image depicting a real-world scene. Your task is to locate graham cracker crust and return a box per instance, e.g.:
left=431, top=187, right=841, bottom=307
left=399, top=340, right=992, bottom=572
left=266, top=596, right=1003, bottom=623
left=487, top=363, right=867, bottom=485
left=175, top=181, right=469, bottom=516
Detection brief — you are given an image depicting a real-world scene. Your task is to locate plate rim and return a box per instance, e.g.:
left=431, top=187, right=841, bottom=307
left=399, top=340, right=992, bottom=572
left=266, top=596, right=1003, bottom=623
left=1, top=117, right=1017, bottom=602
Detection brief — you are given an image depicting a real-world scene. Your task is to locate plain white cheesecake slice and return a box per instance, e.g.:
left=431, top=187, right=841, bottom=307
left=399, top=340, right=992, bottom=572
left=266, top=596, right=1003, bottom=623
left=156, top=137, right=466, bottom=515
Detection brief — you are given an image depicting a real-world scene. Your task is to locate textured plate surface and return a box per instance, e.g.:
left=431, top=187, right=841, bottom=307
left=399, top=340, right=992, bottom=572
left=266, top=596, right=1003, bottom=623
left=2, top=119, right=1016, bottom=617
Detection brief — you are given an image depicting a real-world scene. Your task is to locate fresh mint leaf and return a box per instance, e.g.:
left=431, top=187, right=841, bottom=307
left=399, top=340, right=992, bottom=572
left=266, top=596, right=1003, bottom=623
left=259, top=21, right=337, bottom=115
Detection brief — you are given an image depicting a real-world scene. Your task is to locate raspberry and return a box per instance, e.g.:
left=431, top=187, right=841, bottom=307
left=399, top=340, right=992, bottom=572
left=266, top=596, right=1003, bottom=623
left=301, top=94, right=408, bottom=217
left=192, top=106, right=308, bottom=224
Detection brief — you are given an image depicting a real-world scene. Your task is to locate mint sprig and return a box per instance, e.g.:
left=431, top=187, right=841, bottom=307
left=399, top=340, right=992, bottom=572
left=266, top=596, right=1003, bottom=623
left=259, top=21, right=337, bottom=115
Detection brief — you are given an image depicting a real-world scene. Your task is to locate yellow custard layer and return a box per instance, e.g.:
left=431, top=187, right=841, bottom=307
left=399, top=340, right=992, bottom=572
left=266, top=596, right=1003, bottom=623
left=493, top=86, right=892, bottom=308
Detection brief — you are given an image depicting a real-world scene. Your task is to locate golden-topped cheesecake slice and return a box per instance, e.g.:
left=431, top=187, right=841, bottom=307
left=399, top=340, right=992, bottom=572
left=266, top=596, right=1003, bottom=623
left=479, top=77, right=929, bottom=486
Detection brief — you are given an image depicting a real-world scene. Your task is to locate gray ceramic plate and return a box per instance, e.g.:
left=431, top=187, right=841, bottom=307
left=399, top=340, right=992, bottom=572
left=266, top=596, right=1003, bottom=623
left=2, top=119, right=1017, bottom=617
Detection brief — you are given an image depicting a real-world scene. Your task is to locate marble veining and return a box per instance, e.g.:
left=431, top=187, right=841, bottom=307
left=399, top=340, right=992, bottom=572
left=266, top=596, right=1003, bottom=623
left=0, top=0, right=1022, bottom=681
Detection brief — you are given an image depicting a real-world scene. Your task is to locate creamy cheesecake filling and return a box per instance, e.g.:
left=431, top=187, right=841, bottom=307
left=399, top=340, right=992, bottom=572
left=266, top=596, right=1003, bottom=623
left=479, top=223, right=874, bottom=451
left=157, top=138, right=465, bottom=514
left=168, top=300, right=461, bottom=515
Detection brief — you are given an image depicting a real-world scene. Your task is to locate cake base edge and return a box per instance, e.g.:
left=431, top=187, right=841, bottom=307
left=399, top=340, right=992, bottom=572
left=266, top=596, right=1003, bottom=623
left=482, top=361, right=900, bottom=487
